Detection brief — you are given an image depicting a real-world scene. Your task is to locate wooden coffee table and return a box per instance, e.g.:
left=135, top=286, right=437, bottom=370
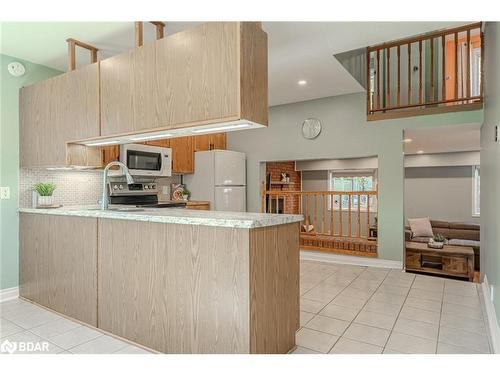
left=405, top=241, right=474, bottom=281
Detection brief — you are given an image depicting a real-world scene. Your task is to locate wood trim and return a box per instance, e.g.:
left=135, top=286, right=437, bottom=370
left=135, top=21, right=143, bottom=47
left=301, top=245, right=378, bottom=258
left=407, top=43, right=411, bottom=106
left=369, top=95, right=482, bottom=113
left=368, top=101, right=483, bottom=121
left=66, top=38, right=99, bottom=71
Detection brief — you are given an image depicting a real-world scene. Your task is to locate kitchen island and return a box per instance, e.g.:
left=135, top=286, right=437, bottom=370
left=19, top=206, right=302, bottom=354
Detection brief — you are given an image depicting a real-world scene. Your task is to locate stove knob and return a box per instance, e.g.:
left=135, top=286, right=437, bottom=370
left=144, top=185, right=149, bottom=190
left=152, top=184, right=156, bottom=189
left=113, top=185, right=118, bottom=190
left=119, top=185, right=124, bottom=190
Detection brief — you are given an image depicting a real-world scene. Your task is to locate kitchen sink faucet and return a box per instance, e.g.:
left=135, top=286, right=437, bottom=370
left=101, top=161, right=134, bottom=210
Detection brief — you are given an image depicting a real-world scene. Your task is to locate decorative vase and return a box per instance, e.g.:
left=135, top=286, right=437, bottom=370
left=183, top=194, right=189, bottom=201
left=38, top=195, right=54, bottom=207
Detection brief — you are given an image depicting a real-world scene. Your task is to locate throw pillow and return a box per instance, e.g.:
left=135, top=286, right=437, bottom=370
left=408, top=217, right=434, bottom=238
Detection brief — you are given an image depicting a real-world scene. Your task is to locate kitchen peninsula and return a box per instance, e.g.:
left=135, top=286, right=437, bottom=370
left=18, top=207, right=302, bottom=354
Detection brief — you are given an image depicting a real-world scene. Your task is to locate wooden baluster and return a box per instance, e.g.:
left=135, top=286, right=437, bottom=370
left=313, top=193, right=318, bottom=233
left=376, top=50, right=381, bottom=110
left=283, top=195, right=287, bottom=214
left=454, top=32, right=458, bottom=100
left=366, top=48, right=372, bottom=114
left=466, top=29, right=471, bottom=102
left=407, top=43, right=412, bottom=106
left=430, top=38, right=435, bottom=102
left=480, top=30, right=484, bottom=99
left=330, top=193, right=334, bottom=236
left=442, top=35, right=446, bottom=102
left=348, top=194, right=352, bottom=238
left=357, top=194, right=361, bottom=238
left=135, top=21, right=144, bottom=47
left=275, top=196, right=279, bottom=214
left=366, top=194, right=371, bottom=238
left=419, top=40, right=423, bottom=105
left=387, top=48, right=391, bottom=108
left=322, top=193, right=326, bottom=234
left=305, top=193, right=310, bottom=229
left=339, top=194, right=343, bottom=237
left=397, top=45, right=401, bottom=107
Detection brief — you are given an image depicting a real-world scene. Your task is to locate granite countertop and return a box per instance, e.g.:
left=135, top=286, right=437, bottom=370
left=19, top=205, right=303, bottom=229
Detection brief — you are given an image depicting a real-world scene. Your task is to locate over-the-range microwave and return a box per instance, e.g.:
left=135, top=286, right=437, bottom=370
left=120, top=143, right=172, bottom=177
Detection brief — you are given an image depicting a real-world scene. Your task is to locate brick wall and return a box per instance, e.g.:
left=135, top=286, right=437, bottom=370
left=265, top=161, right=301, bottom=214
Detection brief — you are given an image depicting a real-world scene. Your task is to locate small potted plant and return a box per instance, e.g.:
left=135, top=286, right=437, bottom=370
left=34, top=183, right=56, bottom=207
left=428, top=233, right=446, bottom=249
left=182, top=187, right=191, bottom=201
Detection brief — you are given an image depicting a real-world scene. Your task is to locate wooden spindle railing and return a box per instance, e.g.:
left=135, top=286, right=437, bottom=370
left=367, top=22, right=483, bottom=119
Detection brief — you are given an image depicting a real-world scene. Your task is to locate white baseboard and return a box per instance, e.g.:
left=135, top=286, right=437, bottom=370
left=0, top=287, right=19, bottom=303
left=481, top=276, right=500, bottom=354
left=300, top=250, right=403, bottom=269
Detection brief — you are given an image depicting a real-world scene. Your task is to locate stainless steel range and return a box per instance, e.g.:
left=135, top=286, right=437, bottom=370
left=108, top=177, right=186, bottom=208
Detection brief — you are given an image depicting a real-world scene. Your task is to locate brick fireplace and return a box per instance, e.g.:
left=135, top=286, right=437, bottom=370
left=265, top=161, right=301, bottom=214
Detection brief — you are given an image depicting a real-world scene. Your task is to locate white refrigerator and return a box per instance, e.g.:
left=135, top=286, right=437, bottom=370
left=184, top=150, right=246, bottom=212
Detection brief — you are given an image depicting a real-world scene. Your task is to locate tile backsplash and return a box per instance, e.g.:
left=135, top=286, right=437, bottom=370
left=19, top=168, right=180, bottom=208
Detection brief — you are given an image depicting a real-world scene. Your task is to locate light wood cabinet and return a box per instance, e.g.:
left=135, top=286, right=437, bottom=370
left=100, top=22, right=267, bottom=137
left=170, top=136, right=194, bottom=174
left=19, top=213, right=98, bottom=326
left=20, top=63, right=100, bottom=167
left=194, top=133, right=226, bottom=151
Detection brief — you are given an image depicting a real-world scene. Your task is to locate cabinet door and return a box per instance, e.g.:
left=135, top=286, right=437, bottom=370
left=170, top=136, right=194, bottom=174
left=19, top=213, right=98, bottom=326
left=20, top=63, right=100, bottom=167
left=194, top=133, right=226, bottom=152
left=212, top=133, right=227, bottom=150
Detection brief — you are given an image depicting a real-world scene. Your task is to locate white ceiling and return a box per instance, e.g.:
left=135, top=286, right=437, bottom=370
left=1, top=21, right=466, bottom=106
left=404, top=124, right=481, bottom=155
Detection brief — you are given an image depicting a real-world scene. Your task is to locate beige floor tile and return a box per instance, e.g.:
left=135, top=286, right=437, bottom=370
left=377, top=284, right=410, bottom=296
left=444, top=283, right=478, bottom=297
left=408, top=288, right=443, bottom=302
left=331, top=295, right=367, bottom=310
left=302, top=285, right=343, bottom=303
left=29, top=318, right=82, bottom=339
left=321, top=276, right=353, bottom=288
left=440, top=313, right=487, bottom=335
left=349, top=279, right=382, bottom=292
left=319, top=302, right=360, bottom=322
left=354, top=310, right=397, bottom=330
left=399, top=306, right=440, bottom=324
left=329, top=337, right=382, bottom=354
left=442, top=302, right=484, bottom=321
left=403, top=296, right=442, bottom=313
left=300, top=311, right=315, bottom=327
left=443, top=293, right=480, bottom=308
left=69, top=335, right=128, bottom=354
left=48, top=325, right=103, bottom=350
left=3, top=330, right=65, bottom=354
left=385, top=332, right=437, bottom=354
left=291, top=346, right=322, bottom=354
left=300, top=298, right=328, bottom=314
left=296, top=327, right=339, bottom=353
left=363, top=300, right=401, bottom=318
left=8, top=308, right=62, bottom=330
left=113, top=345, right=152, bottom=354
left=0, top=320, right=24, bottom=339
left=412, top=280, right=444, bottom=292
left=342, top=323, right=390, bottom=347
left=437, top=342, right=484, bottom=354
left=369, top=292, right=406, bottom=306
left=393, top=318, right=439, bottom=340
left=305, top=315, right=350, bottom=336
left=438, top=326, right=490, bottom=353
left=338, top=287, right=374, bottom=301
left=382, top=348, right=405, bottom=354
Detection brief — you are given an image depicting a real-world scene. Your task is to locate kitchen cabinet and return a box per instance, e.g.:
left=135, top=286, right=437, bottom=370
left=186, top=201, right=210, bottom=210
left=170, top=137, right=194, bottom=174
left=100, top=22, right=267, bottom=137
left=19, top=213, right=98, bottom=326
left=194, top=133, right=227, bottom=152
left=19, top=63, right=100, bottom=167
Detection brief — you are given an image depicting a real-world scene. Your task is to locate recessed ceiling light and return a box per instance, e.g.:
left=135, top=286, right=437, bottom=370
left=403, top=138, right=413, bottom=143
left=298, top=80, right=307, bottom=86
left=417, top=150, right=424, bottom=154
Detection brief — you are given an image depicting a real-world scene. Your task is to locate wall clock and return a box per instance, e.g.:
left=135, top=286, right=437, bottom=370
left=301, top=118, right=322, bottom=139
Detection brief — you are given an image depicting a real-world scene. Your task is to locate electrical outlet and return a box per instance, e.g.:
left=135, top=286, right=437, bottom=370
left=0, top=186, right=10, bottom=200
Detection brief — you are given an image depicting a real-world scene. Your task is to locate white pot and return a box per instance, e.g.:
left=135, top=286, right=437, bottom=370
left=38, top=195, right=54, bottom=207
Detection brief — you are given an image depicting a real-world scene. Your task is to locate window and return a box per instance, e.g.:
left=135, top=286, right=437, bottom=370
left=328, top=173, right=377, bottom=211
left=473, top=165, right=480, bottom=217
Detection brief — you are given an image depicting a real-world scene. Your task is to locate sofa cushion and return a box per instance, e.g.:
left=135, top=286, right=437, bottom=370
left=448, top=239, right=480, bottom=248
left=408, top=218, right=434, bottom=238
left=449, top=229, right=480, bottom=241
left=430, top=220, right=450, bottom=229
left=449, top=222, right=480, bottom=231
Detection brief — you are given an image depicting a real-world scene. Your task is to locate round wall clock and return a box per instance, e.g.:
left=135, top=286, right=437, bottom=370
left=7, top=62, right=26, bottom=77
left=301, top=118, right=322, bottom=139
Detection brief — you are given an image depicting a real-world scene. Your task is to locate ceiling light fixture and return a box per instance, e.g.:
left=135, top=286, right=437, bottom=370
left=191, top=123, right=251, bottom=134
left=129, top=133, right=174, bottom=141
left=417, top=150, right=424, bottom=154
left=84, top=140, right=120, bottom=147
left=403, top=138, right=413, bottom=143
left=298, top=80, right=307, bottom=86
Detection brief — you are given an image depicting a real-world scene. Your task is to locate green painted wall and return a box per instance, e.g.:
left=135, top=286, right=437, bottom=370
left=0, top=54, right=62, bottom=290
left=481, top=22, right=500, bottom=321
left=227, top=93, right=483, bottom=262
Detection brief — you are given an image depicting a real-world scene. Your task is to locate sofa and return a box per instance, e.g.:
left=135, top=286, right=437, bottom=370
left=405, top=219, right=480, bottom=270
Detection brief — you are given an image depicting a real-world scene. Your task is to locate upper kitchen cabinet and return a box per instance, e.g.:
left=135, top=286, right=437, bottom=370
left=20, top=63, right=100, bottom=167
left=100, top=22, right=268, bottom=137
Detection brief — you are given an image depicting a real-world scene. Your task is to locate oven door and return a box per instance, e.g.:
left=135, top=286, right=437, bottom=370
left=120, top=144, right=171, bottom=176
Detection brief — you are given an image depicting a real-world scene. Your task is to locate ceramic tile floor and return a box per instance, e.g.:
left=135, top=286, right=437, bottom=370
left=293, top=260, right=492, bottom=354
left=0, top=260, right=491, bottom=354
left=0, top=299, right=150, bottom=354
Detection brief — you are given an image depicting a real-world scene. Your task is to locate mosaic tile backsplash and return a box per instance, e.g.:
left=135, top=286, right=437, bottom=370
left=19, top=168, right=180, bottom=208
